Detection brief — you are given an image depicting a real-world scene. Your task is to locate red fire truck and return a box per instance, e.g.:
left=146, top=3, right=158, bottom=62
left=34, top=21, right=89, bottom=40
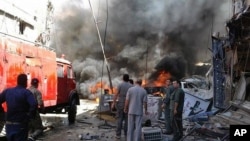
left=0, top=34, right=80, bottom=124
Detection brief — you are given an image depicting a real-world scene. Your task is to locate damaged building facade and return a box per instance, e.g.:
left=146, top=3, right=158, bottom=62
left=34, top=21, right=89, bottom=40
left=199, top=0, right=250, bottom=139
left=212, top=0, right=250, bottom=123
left=173, top=1, right=250, bottom=140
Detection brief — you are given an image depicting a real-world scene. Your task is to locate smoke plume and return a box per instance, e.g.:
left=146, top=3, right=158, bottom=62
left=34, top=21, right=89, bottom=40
left=50, top=0, right=229, bottom=98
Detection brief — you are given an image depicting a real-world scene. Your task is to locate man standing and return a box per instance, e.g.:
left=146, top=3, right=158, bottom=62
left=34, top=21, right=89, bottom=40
left=111, top=74, right=133, bottom=139
left=124, top=79, right=148, bottom=141
left=0, top=73, right=37, bottom=141
left=170, top=80, right=185, bottom=141
left=161, top=79, right=174, bottom=134
left=28, top=78, right=45, bottom=141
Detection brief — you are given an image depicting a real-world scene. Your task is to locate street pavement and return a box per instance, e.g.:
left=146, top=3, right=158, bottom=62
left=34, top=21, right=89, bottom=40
left=38, top=99, right=224, bottom=141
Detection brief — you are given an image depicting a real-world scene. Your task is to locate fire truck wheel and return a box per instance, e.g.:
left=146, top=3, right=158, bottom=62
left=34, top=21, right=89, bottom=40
left=68, top=98, right=77, bottom=124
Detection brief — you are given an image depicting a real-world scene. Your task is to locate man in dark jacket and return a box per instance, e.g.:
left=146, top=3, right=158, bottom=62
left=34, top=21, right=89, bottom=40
left=0, top=73, right=37, bottom=141
left=170, top=80, right=185, bottom=141
left=161, top=79, right=174, bottom=134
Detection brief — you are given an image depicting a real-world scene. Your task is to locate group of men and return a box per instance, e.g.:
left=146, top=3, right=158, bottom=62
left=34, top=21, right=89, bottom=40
left=112, top=74, right=148, bottom=141
left=0, top=73, right=44, bottom=141
left=161, top=79, right=185, bottom=141
left=112, top=74, right=185, bottom=141
left=0, top=73, right=184, bottom=141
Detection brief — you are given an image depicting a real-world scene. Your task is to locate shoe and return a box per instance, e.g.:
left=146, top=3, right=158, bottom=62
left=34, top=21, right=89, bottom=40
left=28, top=137, right=35, bottom=141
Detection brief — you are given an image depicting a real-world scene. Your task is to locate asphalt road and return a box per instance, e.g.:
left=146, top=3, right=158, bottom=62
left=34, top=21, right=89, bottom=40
left=1, top=99, right=227, bottom=141
left=39, top=99, right=222, bottom=141
left=39, top=99, right=124, bottom=141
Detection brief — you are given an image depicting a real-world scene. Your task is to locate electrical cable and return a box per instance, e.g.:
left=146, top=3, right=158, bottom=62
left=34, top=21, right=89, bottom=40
left=88, top=0, right=113, bottom=94
left=97, top=0, right=104, bottom=96
left=103, top=0, right=109, bottom=49
left=88, top=0, right=115, bottom=129
left=100, top=0, right=109, bottom=95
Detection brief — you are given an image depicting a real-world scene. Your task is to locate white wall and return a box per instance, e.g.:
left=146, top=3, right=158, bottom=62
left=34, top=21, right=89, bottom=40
left=0, top=0, right=48, bottom=41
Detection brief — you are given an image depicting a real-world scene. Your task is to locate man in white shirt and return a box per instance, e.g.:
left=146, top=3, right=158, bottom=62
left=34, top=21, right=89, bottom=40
left=124, top=79, right=148, bottom=141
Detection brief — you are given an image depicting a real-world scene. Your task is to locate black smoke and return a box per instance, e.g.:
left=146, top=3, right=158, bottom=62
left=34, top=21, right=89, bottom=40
left=50, top=0, right=228, bottom=97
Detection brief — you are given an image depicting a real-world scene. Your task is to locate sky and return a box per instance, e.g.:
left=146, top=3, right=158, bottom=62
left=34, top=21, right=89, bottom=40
left=3, top=0, right=234, bottom=98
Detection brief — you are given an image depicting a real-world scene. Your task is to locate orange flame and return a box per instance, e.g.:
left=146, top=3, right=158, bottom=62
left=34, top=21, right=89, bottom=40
left=144, top=70, right=171, bottom=87
left=142, top=79, right=147, bottom=86
left=153, top=71, right=171, bottom=87
left=89, top=81, right=117, bottom=94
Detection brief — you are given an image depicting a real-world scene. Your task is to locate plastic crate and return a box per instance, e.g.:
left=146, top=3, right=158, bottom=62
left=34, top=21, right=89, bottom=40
left=142, top=127, right=162, bottom=141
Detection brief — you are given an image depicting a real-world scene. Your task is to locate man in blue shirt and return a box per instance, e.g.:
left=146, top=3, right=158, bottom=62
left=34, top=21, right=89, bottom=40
left=0, top=73, right=37, bottom=141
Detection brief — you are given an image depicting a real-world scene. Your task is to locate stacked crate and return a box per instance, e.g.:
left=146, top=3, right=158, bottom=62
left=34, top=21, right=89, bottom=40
left=141, top=127, right=162, bottom=141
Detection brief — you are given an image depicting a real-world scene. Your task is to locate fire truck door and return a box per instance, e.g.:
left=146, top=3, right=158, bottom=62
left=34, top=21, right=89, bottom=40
left=57, top=64, right=68, bottom=103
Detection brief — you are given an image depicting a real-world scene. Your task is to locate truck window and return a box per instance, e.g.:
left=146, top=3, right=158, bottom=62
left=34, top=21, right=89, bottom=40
left=67, top=66, right=73, bottom=78
left=57, top=64, right=64, bottom=78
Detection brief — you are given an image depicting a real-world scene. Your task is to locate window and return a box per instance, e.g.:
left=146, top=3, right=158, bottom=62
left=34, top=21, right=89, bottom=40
left=19, top=20, right=26, bottom=34
left=67, top=66, right=73, bottom=78
left=57, top=64, right=64, bottom=78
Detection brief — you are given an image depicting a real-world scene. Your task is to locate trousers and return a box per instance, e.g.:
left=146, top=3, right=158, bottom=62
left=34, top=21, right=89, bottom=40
left=6, top=122, right=29, bottom=141
left=127, top=114, right=143, bottom=141
left=164, top=107, right=172, bottom=132
left=116, top=108, right=128, bottom=136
